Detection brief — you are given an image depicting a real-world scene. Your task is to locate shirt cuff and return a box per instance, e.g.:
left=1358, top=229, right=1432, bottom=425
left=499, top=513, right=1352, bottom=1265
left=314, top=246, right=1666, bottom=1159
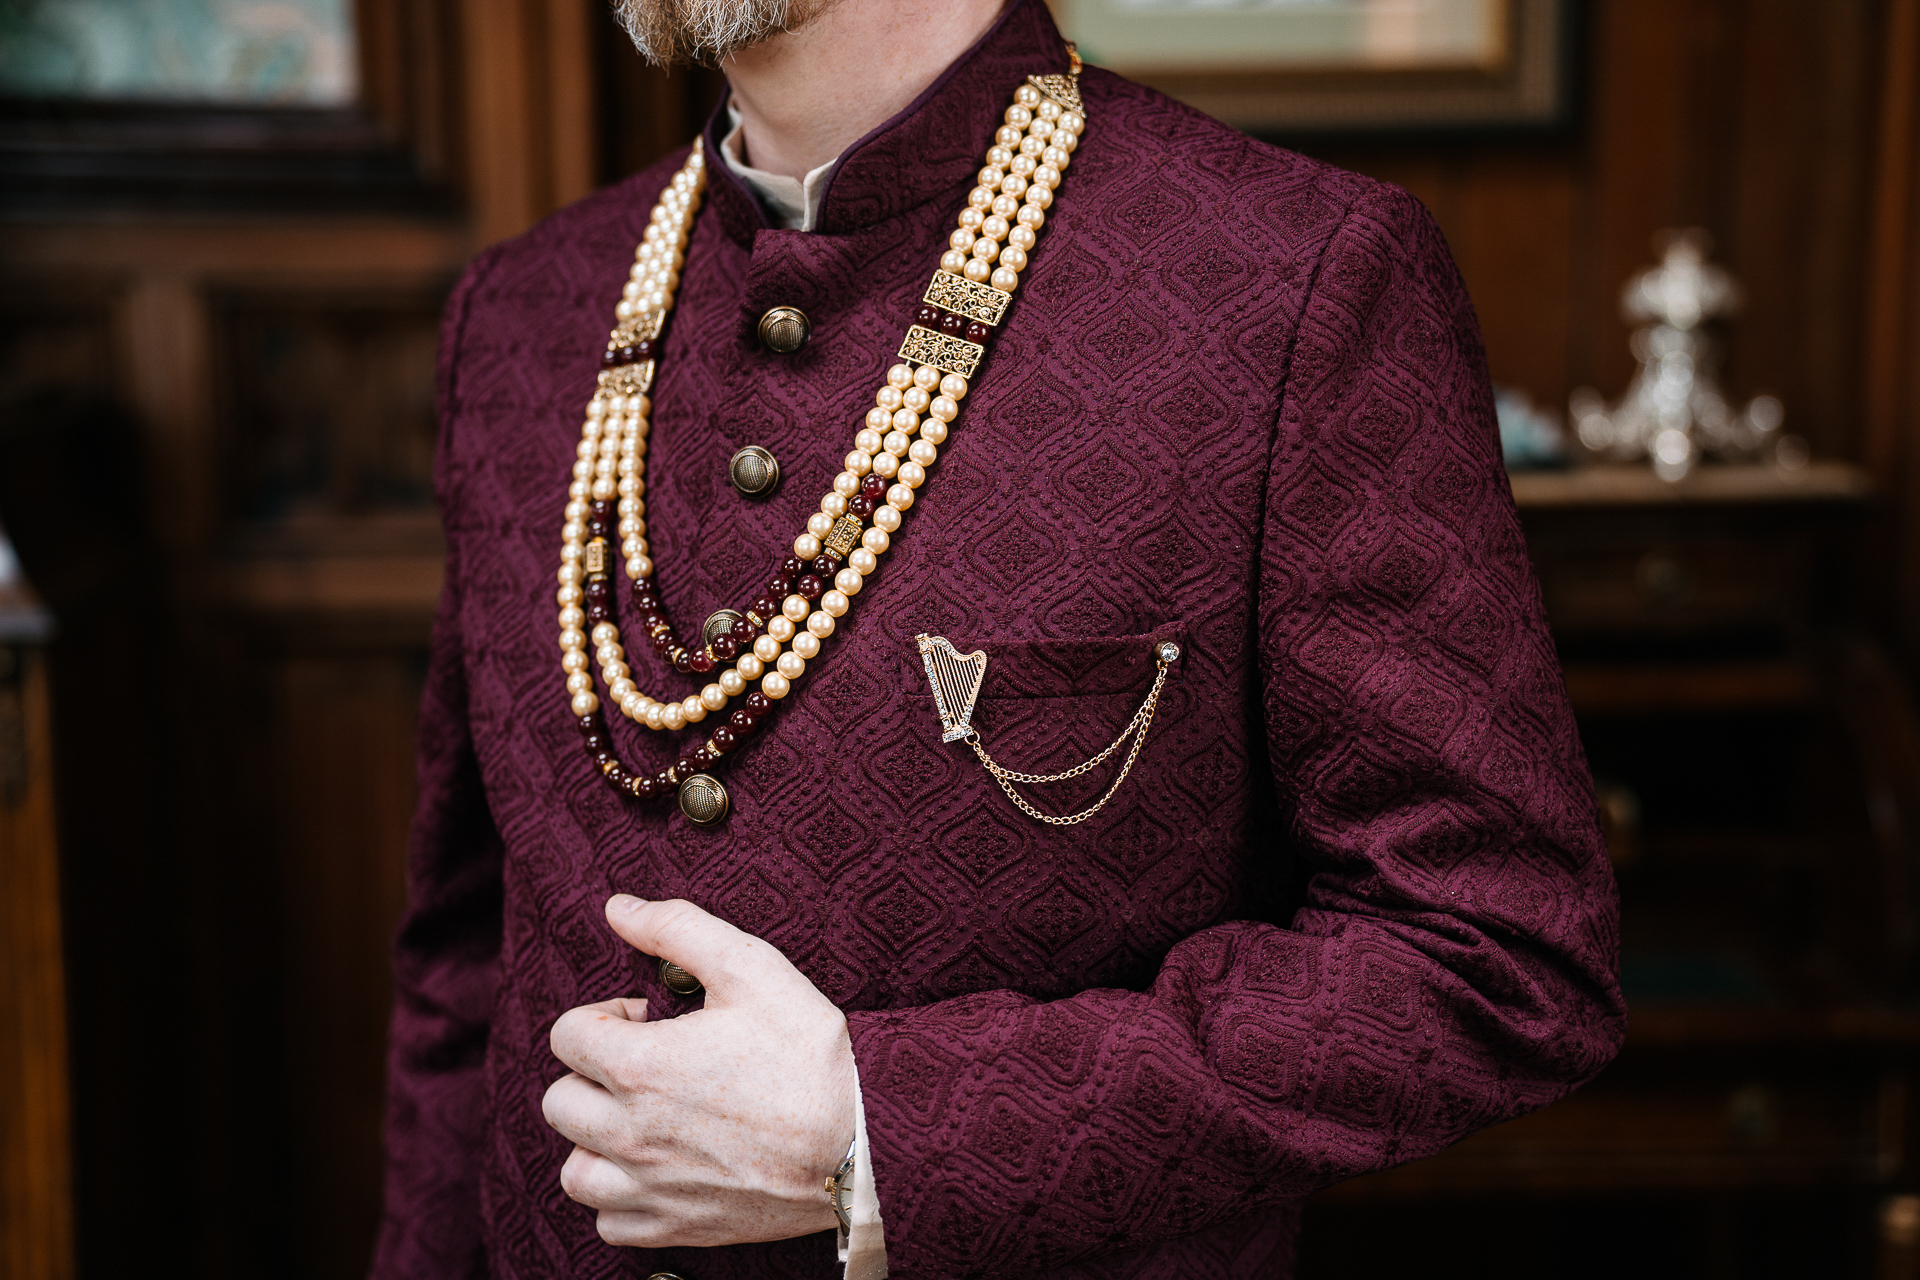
left=839, top=1058, right=887, bottom=1279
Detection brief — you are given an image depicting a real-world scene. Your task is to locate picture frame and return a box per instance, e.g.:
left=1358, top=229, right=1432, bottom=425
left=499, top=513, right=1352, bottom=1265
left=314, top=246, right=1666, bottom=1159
left=1052, top=0, right=1576, bottom=136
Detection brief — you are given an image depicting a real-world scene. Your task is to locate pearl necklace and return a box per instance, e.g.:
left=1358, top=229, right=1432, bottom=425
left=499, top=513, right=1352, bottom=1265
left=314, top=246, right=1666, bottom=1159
left=557, top=60, right=1086, bottom=821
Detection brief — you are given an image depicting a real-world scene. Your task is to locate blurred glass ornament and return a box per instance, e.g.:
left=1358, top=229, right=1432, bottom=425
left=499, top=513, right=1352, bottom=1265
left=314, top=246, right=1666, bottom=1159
left=1568, top=229, right=1793, bottom=481
left=1495, top=385, right=1569, bottom=471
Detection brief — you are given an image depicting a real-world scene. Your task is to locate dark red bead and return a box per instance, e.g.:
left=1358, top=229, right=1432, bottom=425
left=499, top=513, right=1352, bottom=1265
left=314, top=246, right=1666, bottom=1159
left=591, top=499, right=615, bottom=525
left=915, top=303, right=940, bottom=327
left=592, top=746, right=617, bottom=768
left=634, top=774, right=659, bottom=799
left=797, top=575, right=823, bottom=600
left=639, top=608, right=665, bottom=630
left=576, top=713, right=600, bottom=735
left=670, top=650, right=693, bottom=674
left=860, top=474, right=889, bottom=499
left=964, top=320, right=991, bottom=345
left=780, top=555, right=807, bottom=577
left=675, top=754, right=698, bottom=777
left=750, top=594, right=778, bottom=618
left=729, top=707, right=757, bottom=730
left=768, top=575, right=795, bottom=596
left=745, top=692, right=771, bottom=715
left=586, top=602, right=611, bottom=625
left=807, top=555, right=833, bottom=577
left=688, top=650, right=715, bottom=674
left=938, top=310, right=966, bottom=335
left=711, top=634, right=740, bottom=660
left=711, top=725, right=739, bottom=753
left=729, top=616, right=757, bottom=642
left=600, top=348, right=620, bottom=368
left=849, top=495, right=876, bottom=518
left=650, top=632, right=671, bottom=654
left=634, top=338, right=658, bottom=361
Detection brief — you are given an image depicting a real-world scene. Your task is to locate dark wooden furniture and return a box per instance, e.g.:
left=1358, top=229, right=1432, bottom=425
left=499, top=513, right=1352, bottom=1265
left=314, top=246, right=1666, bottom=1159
left=1304, top=461, right=1920, bottom=1279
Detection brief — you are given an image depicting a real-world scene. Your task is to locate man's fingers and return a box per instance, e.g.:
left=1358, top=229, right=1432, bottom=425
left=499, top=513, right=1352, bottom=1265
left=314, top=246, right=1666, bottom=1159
left=542, top=1071, right=623, bottom=1148
left=549, top=1003, right=650, bottom=1091
left=604, top=895, right=794, bottom=1002
left=560, top=1144, right=644, bottom=1211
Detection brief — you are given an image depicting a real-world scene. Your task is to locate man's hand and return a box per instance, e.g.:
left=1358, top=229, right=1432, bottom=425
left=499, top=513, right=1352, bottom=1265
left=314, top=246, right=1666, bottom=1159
left=543, top=895, right=856, bottom=1248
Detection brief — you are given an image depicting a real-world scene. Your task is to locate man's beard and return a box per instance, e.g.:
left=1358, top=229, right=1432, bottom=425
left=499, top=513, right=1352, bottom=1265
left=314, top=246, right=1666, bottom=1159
left=613, top=0, right=837, bottom=66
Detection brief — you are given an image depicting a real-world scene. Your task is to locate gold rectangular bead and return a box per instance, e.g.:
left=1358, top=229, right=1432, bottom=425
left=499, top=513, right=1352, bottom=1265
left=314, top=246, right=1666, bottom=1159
left=584, top=537, right=608, bottom=575
left=923, top=271, right=1011, bottom=326
left=898, top=325, right=983, bottom=378
left=823, top=515, right=863, bottom=559
left=1029, top=73, right=1082, bottom=113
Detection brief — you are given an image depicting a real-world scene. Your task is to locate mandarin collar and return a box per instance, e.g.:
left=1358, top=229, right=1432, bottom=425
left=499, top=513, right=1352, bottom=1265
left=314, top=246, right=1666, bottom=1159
left=701, top=0, right=1072, bottom=245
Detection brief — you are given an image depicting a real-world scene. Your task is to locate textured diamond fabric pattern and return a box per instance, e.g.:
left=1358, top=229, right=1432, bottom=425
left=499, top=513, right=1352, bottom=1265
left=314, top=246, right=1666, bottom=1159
left=371, top=3, right=1624, bottom=1277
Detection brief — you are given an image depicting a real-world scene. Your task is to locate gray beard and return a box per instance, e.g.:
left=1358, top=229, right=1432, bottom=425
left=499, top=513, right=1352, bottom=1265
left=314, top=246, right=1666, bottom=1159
left=613, top=0, right=836, bottom=66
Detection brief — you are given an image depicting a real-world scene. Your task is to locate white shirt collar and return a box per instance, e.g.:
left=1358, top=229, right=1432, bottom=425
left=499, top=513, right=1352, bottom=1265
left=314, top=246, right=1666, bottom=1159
left=718, top=102, right=838, bottom=232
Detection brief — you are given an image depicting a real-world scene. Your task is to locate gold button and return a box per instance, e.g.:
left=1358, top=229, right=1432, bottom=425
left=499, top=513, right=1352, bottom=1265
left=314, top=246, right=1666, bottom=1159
left=658, top=958, right=703, bottom=997
left=703, top=609, right=744, bottom=647
left=677, top=772, right=729, bottom=826
left=728, top=445, right=780, bottom=498
left=757, top=306, right=811, bottom=353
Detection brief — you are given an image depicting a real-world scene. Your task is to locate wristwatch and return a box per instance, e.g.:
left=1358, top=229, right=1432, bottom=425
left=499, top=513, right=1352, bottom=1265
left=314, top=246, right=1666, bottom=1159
left=824, top=1140, right=856, bottom=1233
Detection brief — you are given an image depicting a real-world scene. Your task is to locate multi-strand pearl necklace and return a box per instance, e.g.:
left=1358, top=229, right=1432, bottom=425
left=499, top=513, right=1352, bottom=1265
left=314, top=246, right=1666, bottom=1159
left=556, top=61, right=1086, bottom=822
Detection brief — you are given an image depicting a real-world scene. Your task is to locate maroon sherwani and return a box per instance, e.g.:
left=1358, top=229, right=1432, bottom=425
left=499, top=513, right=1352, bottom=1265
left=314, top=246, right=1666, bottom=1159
left=373, top=2, right=1625, bottom=1276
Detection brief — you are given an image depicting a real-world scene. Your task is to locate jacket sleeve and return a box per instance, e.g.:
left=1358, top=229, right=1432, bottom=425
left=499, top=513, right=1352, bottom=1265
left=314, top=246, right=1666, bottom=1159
left=845, top=184, right=1625, bottom=1277
left=370, top=251, right=509, bottom=1280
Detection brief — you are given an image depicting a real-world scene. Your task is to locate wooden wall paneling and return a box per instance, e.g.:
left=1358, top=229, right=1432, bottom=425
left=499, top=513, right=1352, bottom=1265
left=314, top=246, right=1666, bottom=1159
left=463, top=0, right=600, bottom=243
left=0, top=646, right=74, bottom=1280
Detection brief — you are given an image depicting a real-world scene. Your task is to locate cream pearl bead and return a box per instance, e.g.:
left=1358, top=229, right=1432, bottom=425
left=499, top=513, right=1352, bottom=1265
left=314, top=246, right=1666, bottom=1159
left=855, top=428, right=884, bottom=454
left=643, top=702, right=667, bottom=730
left=592, top=479, right=617, bottom=500
left=682, top=697, right=707, bottom=723
left=1026, top=183, right=1054, bottom=210
left=887, top=363, right=914, bottom=389
left=662, top=702, right=688, bottom=730
left=909, top=439, right=939, bottom=467
left=620, top=691, right=646, bottom=718
left=887, top=483, right=916, bottom=509
left=807, top=611, right=835, bottom=638
left=701, top=683, right=729, bottom=710
left=737, top=654, right=765, bottom=680
left=753, top=635, right=782, bottom=662
left=562, top=649, right=589, bottom=672
left=1010, top=152, right=1037, bottom=176
left=919, top=419, right=948, bottom=445
left=782, top=594, right=810, bottom=622
left=560, top=604, right=585, bottom=628
left=941, top=373, right=969, bottom=399
left=834, top=471, right=861, bottom=496
left=876, top=385, right=904, bottom=411
left=959, top=207, right=985, bottom=231
left=627, top=555, right=652, bottom=579
left=822, top=588, right=850, bottom=615
left=608, top=677, right=635, bottom=702
left=999, top=247, right=1028, bottom=273
left=985, top=211, right=1013, bottom=236
left=761, top=672, right=791, bottom=699
left=565, top=501, right=589, bottom=522
left=929, top=396, right=958, bottom=423
left=899, top=461, right=927, bottom=488
left=940, top=250, right=969, bottom=275
left=866, top=406, right=892, bottom=431
left=949, top=227, right=976, bottom=252
left=719, top=669, right=746, bottom=696
left=971, top=237, right=1000, bottom=262
left=569, top=480, right=589, bottom=499
left=991, top=268, right=1020, bottom=292
left=1015, top=83, right=1041, bottom=107
left=850, top=548, right=878, bottom=575
left=795, top=533, right=823, bottom=558
left=834, top=569, right=865, bottom=599
left=862, top=527, right=891, bottom=555
left=1017, top=205, right=1045, bottom=229
left=768, top=615, right=797, bottom=642
left=873, top=504, right=902, bottom=533
left=989, top=144, right=1015, bottom=167
left=571, top=691, right=599, bottom=716
left=792, top=631, right=822, bottom=659
left=871, top=450, right=900, bottom=478
left=567, top=671, right=593, bottom=695
left=963, top=258, right=992, bottom=283
left=883, top=430, right=911, bottom=456
left=1049, top=129, right=1077, bottom=152
left=903, top=386, right=930, bottom=412
left=558, top=562, right=583, bottom=585
left=995, top=124, right=1023, bottom=147
left=892, top=408, right=920, bottom=433
left=557, top=584, right=583, bottom=606
left=776, top=651, right=806, bottom=680
left=560, top=628, right=586, bottom=651
left=821, top=491, right=849, bottom=517
left=591, top=619, right=618, bottom=643
left=807, top=511, right=836, bottom=538
left=1034, top=164, right=1061, bottom=188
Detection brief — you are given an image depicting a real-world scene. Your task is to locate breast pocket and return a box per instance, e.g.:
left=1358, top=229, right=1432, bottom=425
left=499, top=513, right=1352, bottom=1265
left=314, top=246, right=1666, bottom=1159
left=893, top=621, right=1189, bottom=820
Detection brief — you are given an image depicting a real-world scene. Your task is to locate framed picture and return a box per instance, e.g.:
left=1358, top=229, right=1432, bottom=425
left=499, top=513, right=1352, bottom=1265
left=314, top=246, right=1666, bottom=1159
left=1051, top=0, right=1575, bottom=135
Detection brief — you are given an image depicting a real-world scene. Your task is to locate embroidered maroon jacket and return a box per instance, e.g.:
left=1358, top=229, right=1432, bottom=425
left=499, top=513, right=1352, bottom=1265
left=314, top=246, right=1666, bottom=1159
left=373, top=2, right=1625, bottom=1276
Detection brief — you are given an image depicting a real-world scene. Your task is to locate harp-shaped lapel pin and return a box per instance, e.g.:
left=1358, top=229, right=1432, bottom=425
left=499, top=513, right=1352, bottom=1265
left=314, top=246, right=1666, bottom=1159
left=916, top=634, right=988, bottom=743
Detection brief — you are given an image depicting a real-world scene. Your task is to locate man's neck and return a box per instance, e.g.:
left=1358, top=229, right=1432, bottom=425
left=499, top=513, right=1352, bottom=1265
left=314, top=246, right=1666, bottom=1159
left=723, top=0, right=1010, bottom=183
